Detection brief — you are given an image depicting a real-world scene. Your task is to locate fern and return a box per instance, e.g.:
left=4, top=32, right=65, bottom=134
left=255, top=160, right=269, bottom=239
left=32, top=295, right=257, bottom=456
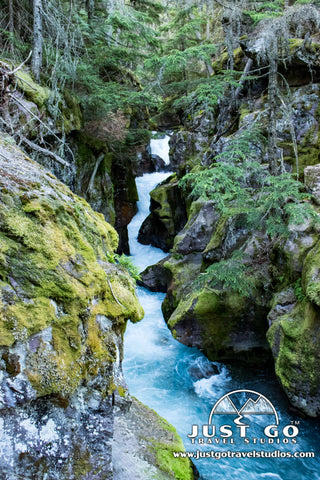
left=115, top=254, right=141, bottom=282
left=179, top=126, right=318, bottom=238
left=196, top=251, right=255, bottom=297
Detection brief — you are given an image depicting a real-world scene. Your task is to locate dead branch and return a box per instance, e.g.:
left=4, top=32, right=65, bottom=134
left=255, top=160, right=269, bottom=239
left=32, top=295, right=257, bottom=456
left=20, top=136, right=70, bottom=167
left=8, top=51, right=32, bottom=75
left=107, top=277, right=125, bottom=308
left=8, top=93, right=75, bottom=163
left=86, top=153, right=105, bottom=194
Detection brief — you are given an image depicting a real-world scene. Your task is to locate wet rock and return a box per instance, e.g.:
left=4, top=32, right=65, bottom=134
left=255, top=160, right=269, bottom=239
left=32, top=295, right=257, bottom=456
left=188, top=362, right=219, bottom=381
left=135, top=152, right=167, bottom=176
left=113, top=162, right=139, bottom=254
left=139, top=256, right=172, bottom=292
left=167, top=286, right=271, bottom=365
left=138, top=174, right=187, bottom=252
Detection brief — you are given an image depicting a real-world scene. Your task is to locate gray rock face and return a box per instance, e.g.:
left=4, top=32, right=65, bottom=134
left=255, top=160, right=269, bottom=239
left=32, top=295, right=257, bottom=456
left=113, top=398, right=197, bottom=480
left=139, top=256, right=172, bottom=292
left=169, top=131, right=209, bottom=171
left=0, top=389, right=114, bottom=479
left=174, top=201, right=219, bottom=255
left=305, top=163, right=320, bottom=203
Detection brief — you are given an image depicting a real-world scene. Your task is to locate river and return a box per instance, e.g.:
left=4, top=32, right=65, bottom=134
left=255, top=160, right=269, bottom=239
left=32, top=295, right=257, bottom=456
left=123, top=135, right=320, bottom=480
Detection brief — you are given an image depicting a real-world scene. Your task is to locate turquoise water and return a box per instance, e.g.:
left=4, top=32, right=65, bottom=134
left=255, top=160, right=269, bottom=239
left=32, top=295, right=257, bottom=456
left=123, top=171, right=320, bottom=479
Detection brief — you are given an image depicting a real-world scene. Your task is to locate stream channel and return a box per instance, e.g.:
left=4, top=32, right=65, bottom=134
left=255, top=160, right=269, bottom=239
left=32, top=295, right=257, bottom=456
left=123, top=134, right=320, bottom=480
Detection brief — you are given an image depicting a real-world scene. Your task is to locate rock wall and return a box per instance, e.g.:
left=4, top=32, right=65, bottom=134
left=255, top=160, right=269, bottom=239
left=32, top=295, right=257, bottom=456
left=141, top=59, right=320, bottom=417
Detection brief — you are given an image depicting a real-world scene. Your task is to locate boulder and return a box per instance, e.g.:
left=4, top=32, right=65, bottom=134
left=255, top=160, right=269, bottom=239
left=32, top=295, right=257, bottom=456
left=267, top=298, right=320, bottom=417
left=174, top=200, right=219, bottom=255
left=139, top=256, right=172, bottom=292
left=0, top=134, right=144, bottom=478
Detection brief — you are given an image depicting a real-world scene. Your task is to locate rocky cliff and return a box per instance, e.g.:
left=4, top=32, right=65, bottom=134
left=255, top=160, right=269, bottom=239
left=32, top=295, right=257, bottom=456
left=140, top=40, right=320, bottom=417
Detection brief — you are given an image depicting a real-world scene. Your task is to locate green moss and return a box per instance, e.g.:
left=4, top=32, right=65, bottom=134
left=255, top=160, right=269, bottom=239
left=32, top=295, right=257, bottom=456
left=289, top=37, right=320, bottom=56
left=154, top=446, right=194, bottom=480
left=149, top=174, right=179, bottom=237
left=213, top=47, right=244, bottom=73
left=303, top=240, right=320, bottom=306
left=267, top=300, right=320, bottom=408
left=16, top=70, right=51, bottom=108
left=133, top=399, right=194, bottom=480
left=204, top=216, right=227, bottom=253
left=60, top=89, right=83, bottom=133
left=2, top=298, right=56, bottom=346
left=0, top=135, right=144, bottom=396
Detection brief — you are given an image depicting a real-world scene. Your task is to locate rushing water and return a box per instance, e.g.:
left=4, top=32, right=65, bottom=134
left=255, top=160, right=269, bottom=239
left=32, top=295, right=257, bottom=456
left=123, top=138, right=320, bottom=480
left=149, top=132, right=171, bottom=165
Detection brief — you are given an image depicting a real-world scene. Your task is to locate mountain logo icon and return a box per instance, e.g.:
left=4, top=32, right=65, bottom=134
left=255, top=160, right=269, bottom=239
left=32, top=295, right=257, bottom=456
left=208, top=389, right=279, bottom=426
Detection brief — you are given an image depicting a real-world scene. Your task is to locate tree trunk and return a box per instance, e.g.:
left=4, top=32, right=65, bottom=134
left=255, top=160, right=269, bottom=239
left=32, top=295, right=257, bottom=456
left=268, top=56, right=279, bottom=175
left=8, top=0, right=14, bottom=53
left=31, top=0, right=42, bottom=81
left=86, top=0, right=95, bottom=22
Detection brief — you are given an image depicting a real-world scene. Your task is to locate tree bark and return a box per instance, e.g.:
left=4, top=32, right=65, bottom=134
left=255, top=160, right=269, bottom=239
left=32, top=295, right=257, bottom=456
left=31, top=0, right=43, bottom=81
left=86, top=0, right=95, bottom=22
left=268, top=56, right=279, bottom=175
left=8, top=0, right=14, bottom=53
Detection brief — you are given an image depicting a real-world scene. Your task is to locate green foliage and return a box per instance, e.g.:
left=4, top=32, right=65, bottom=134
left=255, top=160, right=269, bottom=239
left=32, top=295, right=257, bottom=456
left=172, top=72, right=240, bottom=115
left=179, top=127, right=317, bottom=238
left=115, top=254, right=141, bottom=281
left=196, top=251, right=255, bottom=297
left=243, top=0, right=285, bottom=25
left=294, top=0, right=320, bottom=4
left=144, top=2, right=220, bottom=120
left=294, top=278, right=306, bottom=302
left=169, top=249, right=184, bottom=261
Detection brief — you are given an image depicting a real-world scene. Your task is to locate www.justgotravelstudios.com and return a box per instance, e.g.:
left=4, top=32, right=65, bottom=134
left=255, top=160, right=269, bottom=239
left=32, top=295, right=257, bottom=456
left=173, top=450, right=316, bottom=460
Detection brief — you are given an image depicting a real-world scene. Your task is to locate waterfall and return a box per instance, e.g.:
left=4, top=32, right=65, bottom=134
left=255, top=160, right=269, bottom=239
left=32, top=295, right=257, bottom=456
left=150, top=132, right=171, bottom=165
left=123, top=134, right=320, bottom=480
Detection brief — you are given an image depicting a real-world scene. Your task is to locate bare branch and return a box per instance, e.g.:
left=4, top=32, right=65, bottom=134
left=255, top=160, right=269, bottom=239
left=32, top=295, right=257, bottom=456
left=8, top=51, right=33, bottom=75
left=20, top=136, right=70, bottom=167
left=87, top=153, right=105, bottom=194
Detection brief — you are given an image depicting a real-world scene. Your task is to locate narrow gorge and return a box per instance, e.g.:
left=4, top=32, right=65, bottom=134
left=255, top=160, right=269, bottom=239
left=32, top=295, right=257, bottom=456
left=0, top=1, right=320, bottom=479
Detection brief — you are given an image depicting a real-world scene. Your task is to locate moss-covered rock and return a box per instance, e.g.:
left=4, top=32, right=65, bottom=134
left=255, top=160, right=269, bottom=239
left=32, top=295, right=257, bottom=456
left=0, top=133, right=143, bottom=394
left=113, top=397, right=197, bottom=480
left=73, top=131, right=115, bottom=225
left=267, top=298, right=320, bottom=417
left=16, top=70, right=51, bottom=108
left=174, top=200, right=219, bottom=255
left=303, top=239, right=320, bottom=307
left=161, top=234, right=271, bottom=364
left=212, top=47, right=245, bottom=73
left=167, top=284, right=270, bottom=364
left=0, top=134, right=144, bottom=479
